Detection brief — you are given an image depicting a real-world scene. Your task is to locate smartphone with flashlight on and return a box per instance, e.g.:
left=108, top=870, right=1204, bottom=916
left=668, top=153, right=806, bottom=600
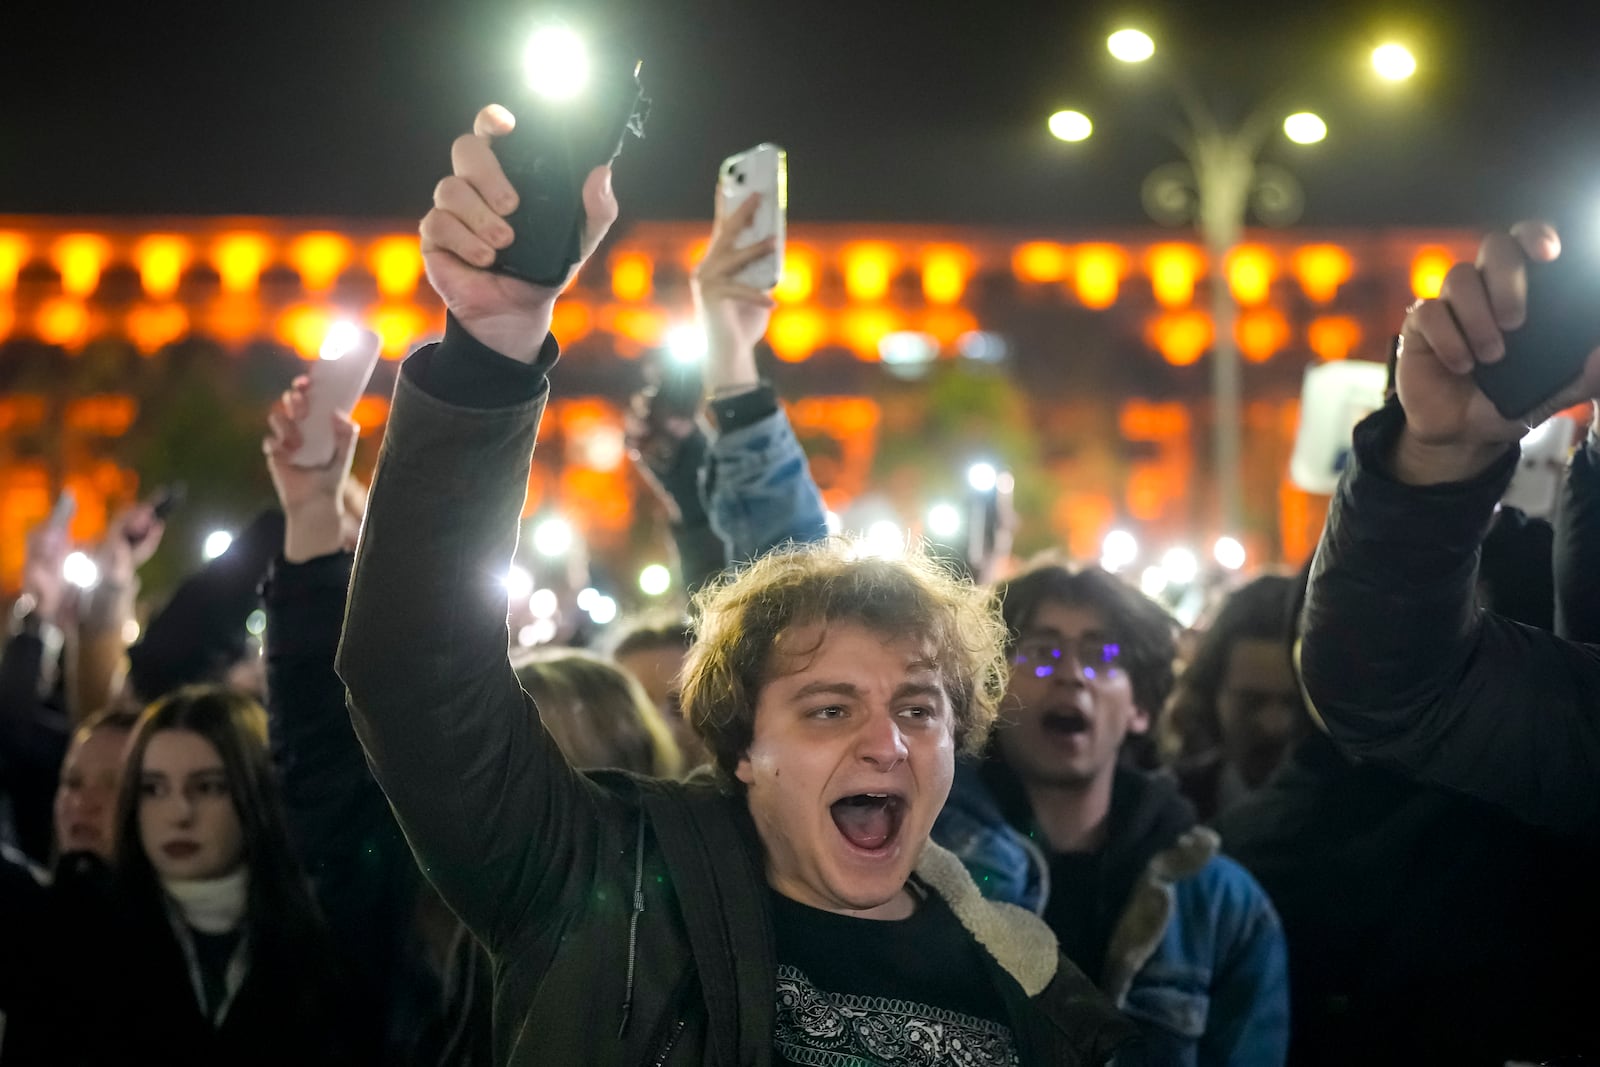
left=1474, top=253, right=1600, bottom=421
left=291, top=324, right=381, bottom=469
left=492, top=29, right=650, bottom=288
left=718, top=143, right=786, bottom=289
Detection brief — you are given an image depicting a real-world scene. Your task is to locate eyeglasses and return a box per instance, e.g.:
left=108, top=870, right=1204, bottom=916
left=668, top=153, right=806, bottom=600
left=1011, top=636, right=1122, bottom=679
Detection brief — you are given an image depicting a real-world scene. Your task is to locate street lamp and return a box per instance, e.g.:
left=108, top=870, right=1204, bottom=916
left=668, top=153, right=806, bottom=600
left=1052, top=30, right=1415, bottom=534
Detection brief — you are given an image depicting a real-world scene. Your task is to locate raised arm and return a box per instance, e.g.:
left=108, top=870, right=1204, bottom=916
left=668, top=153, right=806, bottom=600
left=694, top=192, right=827, bottom=562
left=1554, top=406, right=1600, bottom=641
left=335, top=105, right=630, bottom=949
left=1301, top=223, right=1600, bottom=839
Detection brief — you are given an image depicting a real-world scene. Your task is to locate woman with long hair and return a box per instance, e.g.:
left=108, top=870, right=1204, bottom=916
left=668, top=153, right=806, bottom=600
left=92, top=685, right=372, bottom=1062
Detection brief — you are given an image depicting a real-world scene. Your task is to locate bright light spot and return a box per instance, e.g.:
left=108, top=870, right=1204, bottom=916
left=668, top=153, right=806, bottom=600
left=516, top=624, right=538, bottom=648
left=529, top=588, right=559, bottom=618
left=245, top=609, right=267, bottom=636
left=577, top=424, right=627, bottom=471
left=639, top=564, right=672, bottom=596
left=576, top=587, right=601, bottom=611
left=958, top=331, right=1008, bottom=362
left=504, top=564, right=534, bottom=601
left=927, top=503, right=962, bottom=539
left=530, top=618, right=558, bottom=645
left=122, top=619, right=141, bottom=644
left=62, top=551, right=100, bottom=589
left=1283, top=112, right=1328, bottom=145
left=1371, top=42, right=1416, bottom=81
left=1140, top=565, right=1169, bottom=598
left=1522, top=419, right=1554, bottom=447
left=203, top=530, right=233, bottom=561
left=1048, top=110, right=1093, bottom=143
left=967, top=463, right=998, bottom=493
left=1214, top=536, right=1247, bottom=572
left=1161, top=547, right=1200, bottom=586
left=1107, top=28, right=1155, bottom=63
left=523, top=25, right=590, bottom=100
left=1101, top=529, right=1139, bottom=573
left=532, top=517, right=574, bottom=557
left=665, top=323, right=707, bottom=365
left=879, top=331, right=938, bottom=365
left=996, top=472, right=1016, bottom=495
left=824, top=511, right=843, bottom=536
left=588, top=595, right=618, bottom=626
left=860, top=520, right=906, bottom=560
left=320, top=320, right=361, bottom=361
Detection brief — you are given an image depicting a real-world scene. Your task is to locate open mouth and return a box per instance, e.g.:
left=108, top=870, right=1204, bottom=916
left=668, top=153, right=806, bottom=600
left=1040, top=709, right=1091, bottom=737
left=829, top=793, right=906, bottom=852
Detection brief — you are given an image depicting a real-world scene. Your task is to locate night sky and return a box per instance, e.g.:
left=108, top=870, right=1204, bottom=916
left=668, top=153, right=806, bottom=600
left=6, top=0, right=1600, bottom=235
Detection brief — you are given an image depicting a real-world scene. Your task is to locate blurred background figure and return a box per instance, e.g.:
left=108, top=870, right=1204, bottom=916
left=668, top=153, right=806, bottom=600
left=609, top=616, right=703, bottom=768
left=511, top=651, right=682, bottom=779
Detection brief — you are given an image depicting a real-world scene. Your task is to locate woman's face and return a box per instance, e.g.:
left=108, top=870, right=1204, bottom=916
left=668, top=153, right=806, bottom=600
left=137, top=729, right=245, bottom=881
left=54, top=727, right=131, bottom=859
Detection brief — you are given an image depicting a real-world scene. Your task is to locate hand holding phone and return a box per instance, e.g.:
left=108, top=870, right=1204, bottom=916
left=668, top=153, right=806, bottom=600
left=1474, top=255, right=1600, bottom=421
left=292, top=326, right=381, bottom=468
left=717, top=144, right=786, bottom=289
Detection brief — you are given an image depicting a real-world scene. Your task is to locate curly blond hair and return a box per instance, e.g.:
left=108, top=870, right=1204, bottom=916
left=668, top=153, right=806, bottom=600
left=681, top=539, right=1009, bottom=783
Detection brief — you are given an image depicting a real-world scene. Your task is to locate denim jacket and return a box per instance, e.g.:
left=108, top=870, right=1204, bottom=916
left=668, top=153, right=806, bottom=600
left=934, top=762, right=1290, bottom=1067
left=703, top=408, right=830, bottom=563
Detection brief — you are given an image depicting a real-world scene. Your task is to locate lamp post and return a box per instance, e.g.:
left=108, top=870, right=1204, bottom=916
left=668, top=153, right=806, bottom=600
left=1050, top=32, right=1415, bottom=535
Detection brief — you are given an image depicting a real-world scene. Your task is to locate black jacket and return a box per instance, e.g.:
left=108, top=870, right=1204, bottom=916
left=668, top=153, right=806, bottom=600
left=336, top=325, right=1136, bottom=1065
left=1301, top=399, right=1600, bottom=840
left=264, top=552, right=489, bottom=1065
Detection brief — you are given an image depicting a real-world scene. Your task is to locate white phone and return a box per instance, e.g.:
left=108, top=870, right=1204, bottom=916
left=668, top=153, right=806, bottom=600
left=718, top=143, right=786, bottom=289
left=1501, top=415, right=1578, bottom=520
left=291, top=324, right=381, bottom=469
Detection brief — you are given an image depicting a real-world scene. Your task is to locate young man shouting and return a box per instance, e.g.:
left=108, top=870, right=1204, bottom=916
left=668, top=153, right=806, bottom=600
left=336, top=104, right=1134, bottom=1065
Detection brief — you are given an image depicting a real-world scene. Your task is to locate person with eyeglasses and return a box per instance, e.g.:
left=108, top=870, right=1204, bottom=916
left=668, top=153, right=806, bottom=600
left=933, top=563, right=1289, bottom=1065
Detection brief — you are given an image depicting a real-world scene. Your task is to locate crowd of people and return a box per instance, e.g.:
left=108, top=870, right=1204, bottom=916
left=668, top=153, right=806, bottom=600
left=2, top=104, right=1598, bottom=1066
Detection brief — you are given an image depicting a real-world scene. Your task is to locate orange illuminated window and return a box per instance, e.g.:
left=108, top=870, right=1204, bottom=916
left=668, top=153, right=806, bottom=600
left=206, top=295, right=263, bottom=345
left=1307, top=315, right=1362, bottom=362
left=288, top=233, right=353, bottom=293
left=1012, top=242, right=1070, bottom=284
left=1144, top=310, right=1215, bottom=366
left=1071, top=244, right=1128, bottom=309
left=368, top=303, right=431, bottom=360
left=843, top=243, right=898, bottom=302
left=275, top=303, right=338, bottom=360
left=51, top=234, right=111, bottom=297
left=1119, top=400, right=1191, bottom=525
left=768, top=307, right=829, bottom=362
left=0, top=302, right=13, bottom=343
left=351, top=395, right=391, bottom=433
left=920, top=306, right=978, bottom=346
left=126, top=303, right=190, bottom=355
left=560, top=466, right=632, bottom=534
left=1225, top=245, right=1277, bottom=306
left=367, top=235, right=423, bottom=298
left=36, top=298, right=90, bottom=348
left=213, top=233, right=273, bottom=294
left=1291, top=244, right=1353, bottom=303
left=1145, top=243, right=1205, bottom=308
left=1411, top=246, right=1454, bottom=300
left=551, top=300, right=594, bottom=345
left=610, top=251, right=654, bottom=301
left=921, top=245, right=973, bottom=304
left=65, top=395, right=138, bottom=435
left=606, top=305, right=668, bottom=350
left=0, top=233, right=27, bottom=292
left=774, top=246, right=818, bottom=303
left=1235, top=307, right=1291, bottom=362
left=840, top=306, right=902, bottom=360
left=133, top=235, right=191, bottom=299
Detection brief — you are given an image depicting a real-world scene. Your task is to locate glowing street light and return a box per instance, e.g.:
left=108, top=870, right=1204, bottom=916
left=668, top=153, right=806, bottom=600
left=639, top=564, right=672, bottom=596
left=202, top=530, right=234, bottom=561
left=1213, top=536, right=1247, bottom=572
left=62, top=551, right=100, bottom=589
left=1283, top=112, right=1328, bottom=145
left=967, top=462, right=999, bottom=493
left=587, top=595, right=618, bottom=626
left=1140, top=566, right=1169, bottom=598
left=576, top=587, right=601, bottom=611
left=1371, top=43, right=1417, bottom=81
left=523, top=25, right=590, bottom=100
left=1107, top=29, right=1155, bottom=64
left=1101, top=529, right=1140, bottom=573
left=529, top=588, right=559, bottom=618
left=532, top=517, right=574, bottom=557
left=1161, top=547, right=1200, bottom=586
left=1047, top=110, right=1094, bottom=143
left=926, top=503, right=962, bottom=540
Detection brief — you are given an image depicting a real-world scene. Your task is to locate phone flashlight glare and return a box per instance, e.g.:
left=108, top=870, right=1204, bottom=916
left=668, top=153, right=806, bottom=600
left=320, top=321, right=362, bottom=361
left=523, top=25, right=590, bottom=100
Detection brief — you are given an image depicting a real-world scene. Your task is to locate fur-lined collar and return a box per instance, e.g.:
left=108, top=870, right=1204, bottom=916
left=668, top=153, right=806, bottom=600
left=916, top=840, right=1059, bottom=996
left=1101, top=825, right=1219, bottom=1003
